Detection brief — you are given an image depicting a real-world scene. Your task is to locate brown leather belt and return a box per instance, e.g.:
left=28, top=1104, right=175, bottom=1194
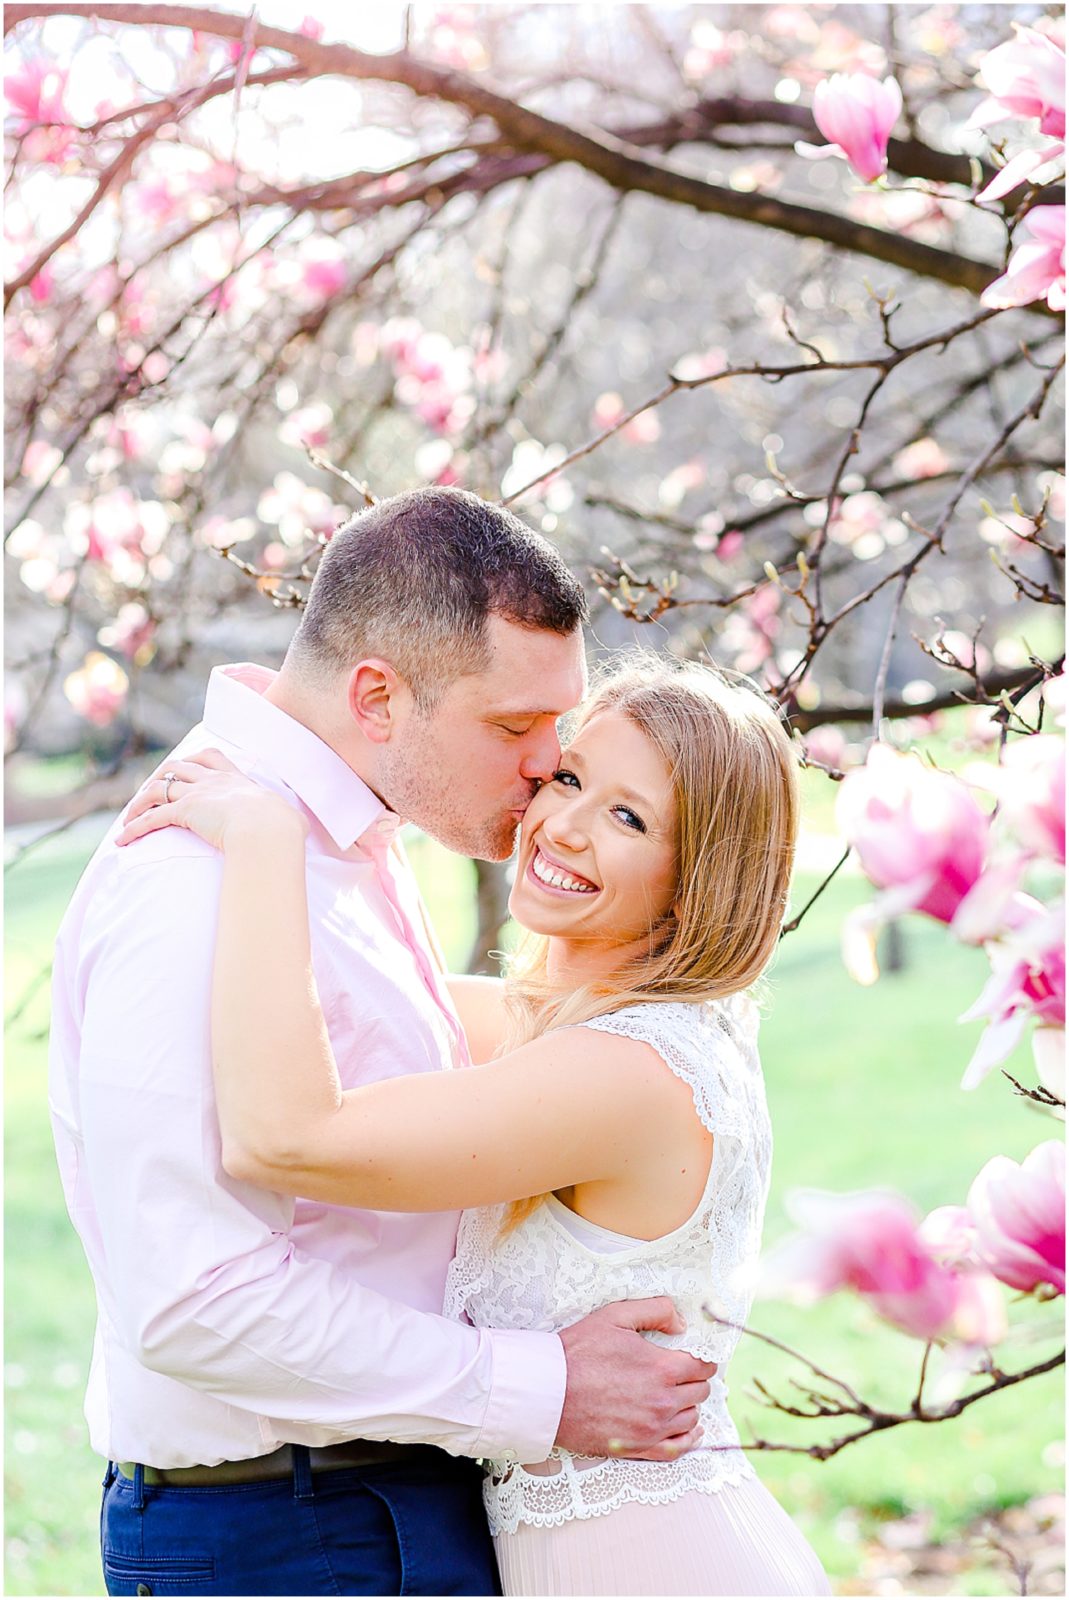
left=117, top=1440, right=425, bottom=1488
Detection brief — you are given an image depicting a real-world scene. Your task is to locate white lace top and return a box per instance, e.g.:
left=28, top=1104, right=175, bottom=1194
left=442, top=996, right=772, bottom=1533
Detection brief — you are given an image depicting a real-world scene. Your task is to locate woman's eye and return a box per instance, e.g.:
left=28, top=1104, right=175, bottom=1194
left=552, top=768, right=580, bottom=788
left=613, top=806, right=647, bottom=834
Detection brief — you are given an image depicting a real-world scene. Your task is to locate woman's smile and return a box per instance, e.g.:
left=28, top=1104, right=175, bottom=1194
left=526, top=843, right=601, bottom=897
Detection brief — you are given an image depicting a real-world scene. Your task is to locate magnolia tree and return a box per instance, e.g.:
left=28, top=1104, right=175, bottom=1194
left=3, top=2, right=1064, bottom=1481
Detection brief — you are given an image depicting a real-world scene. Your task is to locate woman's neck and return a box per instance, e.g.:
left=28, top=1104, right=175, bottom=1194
left=545, top=934, right=640, bottom=989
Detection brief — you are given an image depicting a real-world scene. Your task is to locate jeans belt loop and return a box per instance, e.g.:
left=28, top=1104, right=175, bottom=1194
left=292, top=1443, right=314, bottom=1502
left=132, top=1462, right=146, bottom=1512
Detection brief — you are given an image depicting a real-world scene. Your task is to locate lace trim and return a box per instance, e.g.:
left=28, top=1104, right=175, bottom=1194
left=485, top=1448, right=756, bottom=1535
left=580, top=998, right=760, bottom=1148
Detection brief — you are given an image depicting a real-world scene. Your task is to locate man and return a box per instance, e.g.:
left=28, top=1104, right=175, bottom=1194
left=50, top=487, right=715, bottom=1597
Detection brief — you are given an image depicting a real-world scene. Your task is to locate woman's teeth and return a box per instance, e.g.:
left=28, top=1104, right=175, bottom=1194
left=532, top=848, right=598, bottom=894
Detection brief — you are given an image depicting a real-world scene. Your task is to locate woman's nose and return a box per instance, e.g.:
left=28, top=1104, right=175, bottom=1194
left=541, top=800, right=588, bottom=853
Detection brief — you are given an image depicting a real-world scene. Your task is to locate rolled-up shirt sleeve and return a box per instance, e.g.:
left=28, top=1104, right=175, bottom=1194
left=60, top=842, right=566, bottom=1463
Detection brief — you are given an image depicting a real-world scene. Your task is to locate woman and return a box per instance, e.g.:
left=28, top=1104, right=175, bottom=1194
left=118, top=655, right=830, bottom=1597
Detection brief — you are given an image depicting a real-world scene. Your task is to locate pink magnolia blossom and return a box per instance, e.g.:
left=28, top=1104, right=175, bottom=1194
left=970, top=26, right=1065, bottom=139
left=592, top=392, right=628, bottom=429
left=969, top=21, right=1066, bottom=204
left=64, top=488, right=163, bottom=565
left=1033, top=1028, right=1066, bottom=1099
left=658, top=461, right=705, bottom=510
left=809, top=22, right=887, bottom=79
left=63, top=652, right=129, bottom=728
left=802, top=725, right=849, bottom=770
left=136, top=179, right=183, bottom=227
left=426, top=7, right=488, bottom=72
left=967, top=1142, right=1065, bottom=1296
left=950, top=858, right=1042, bottom=946
left=625, top=408, right=662, bottom=445
left=197, top=515, right=256, bottom=551
left=825, top=489, right=896, bottom=560
left=280, top=402, right=333, bottom=452
left=300, top=242, right=347, bottom=301
left=1044, top=671, right=1066, bottom=729
left=415, top=438, right=462, bottom=487
left=982, top=205, right=1066, bottom=312
left=763, top=1189, right=962, bottom=1339
left=5, top=58, right=68, bottom=124
left=981, top=735, right=1065, bottom=864
left=20, top=439, right=62, bottom=487
left=976, top=142, right=1065, bottom=205
left=684, top=21, right=739, bottom=81
left=673, top=347, right=727, bottom=382
left=97, top=602, right=156, bottom=663
left=837, top=744, right=990, bottom=925
left=29, top=266, right=53, bottom=304
left=386, top=326, right=474, bottom=438
left=919, top=1205, right=979, bottom=1269
left=257, top=472, right=344, bottom=547
left=947, top=1271, right=1008, bottom=1347
left=592, top=391, right=666, bottom=441
left=765, top=6, right=821, bottom=46
left=892, top=437, right=950, bottom=479
left=797, top=73, right=903, bottom=183
left=5, top=58, right=76, bottom=164
left=960, top=902, right=1066, bottom=1087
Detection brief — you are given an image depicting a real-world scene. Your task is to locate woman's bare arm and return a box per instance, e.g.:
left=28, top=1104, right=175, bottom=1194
left=208, top=820, right=697, bottom=1211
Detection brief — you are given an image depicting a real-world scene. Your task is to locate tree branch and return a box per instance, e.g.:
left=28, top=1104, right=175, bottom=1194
left=6, top=4, right=1058, bottom=305
left=705, top=1311, right=1066, bottom=1462
left=785, top=658, right=1065, bottom=732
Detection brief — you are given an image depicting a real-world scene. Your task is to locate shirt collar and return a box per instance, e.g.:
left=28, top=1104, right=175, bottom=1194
left=201, top=663, right=392, bottom=852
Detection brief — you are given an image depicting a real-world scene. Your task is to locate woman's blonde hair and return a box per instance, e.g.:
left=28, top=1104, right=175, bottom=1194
left=500, top=650, right=800, bottom=1227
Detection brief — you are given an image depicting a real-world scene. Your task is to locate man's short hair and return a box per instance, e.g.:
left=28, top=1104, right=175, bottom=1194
left=289, top=486, right=588, bottom=707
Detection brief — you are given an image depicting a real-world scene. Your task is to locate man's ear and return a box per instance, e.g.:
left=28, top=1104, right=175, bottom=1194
left=346, top=659, right=406, bottom=744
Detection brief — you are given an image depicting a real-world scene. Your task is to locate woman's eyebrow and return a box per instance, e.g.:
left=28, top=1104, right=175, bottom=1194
left=613, top=784, right=657, bottom=813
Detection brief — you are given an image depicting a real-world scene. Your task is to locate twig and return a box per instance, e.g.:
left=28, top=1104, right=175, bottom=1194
left=779, top=847, right=853, bottom=938
left=1001, top=1069, right=1066, bottom=1109
left=705, top=1309, right=1065, bottom=1461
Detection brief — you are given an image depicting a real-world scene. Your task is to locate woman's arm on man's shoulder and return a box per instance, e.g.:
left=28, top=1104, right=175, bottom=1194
left=132, top=799, right=688, bottom=1218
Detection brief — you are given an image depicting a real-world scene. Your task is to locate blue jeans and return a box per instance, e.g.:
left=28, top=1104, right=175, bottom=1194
left=100, top=1447, right=501, bottom=1596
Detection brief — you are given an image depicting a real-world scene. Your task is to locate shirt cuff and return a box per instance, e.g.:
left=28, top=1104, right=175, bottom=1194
left=472, top=1328, right=567, bottom=1462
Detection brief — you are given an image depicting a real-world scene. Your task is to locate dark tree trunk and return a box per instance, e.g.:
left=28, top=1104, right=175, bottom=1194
left=468, top=858, right=510, bottom=974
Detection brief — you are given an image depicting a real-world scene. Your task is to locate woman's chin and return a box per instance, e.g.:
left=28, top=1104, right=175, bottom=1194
left=508, top=882, right=575, bottom=937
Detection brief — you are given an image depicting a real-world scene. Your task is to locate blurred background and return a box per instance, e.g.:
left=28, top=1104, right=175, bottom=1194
left=5, top=2, right=1064, bottom=1594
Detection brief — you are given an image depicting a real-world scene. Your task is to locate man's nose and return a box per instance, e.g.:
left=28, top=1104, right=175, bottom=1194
left=518, top=725, right=561, bottom=783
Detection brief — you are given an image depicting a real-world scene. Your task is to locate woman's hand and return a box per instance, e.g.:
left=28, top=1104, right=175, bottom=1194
left=116, top=749, right=308, bottom=853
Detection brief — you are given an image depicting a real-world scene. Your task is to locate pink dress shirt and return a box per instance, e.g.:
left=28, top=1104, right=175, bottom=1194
left=49, top=663, right=567, bottom=1469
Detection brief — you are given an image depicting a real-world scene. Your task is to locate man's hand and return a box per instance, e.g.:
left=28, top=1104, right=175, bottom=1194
left=555, top=1298, right=716, bottom=1461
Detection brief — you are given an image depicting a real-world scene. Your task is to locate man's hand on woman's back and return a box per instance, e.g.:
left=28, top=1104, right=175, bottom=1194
left=556, top=1298, right=715, bottom=1461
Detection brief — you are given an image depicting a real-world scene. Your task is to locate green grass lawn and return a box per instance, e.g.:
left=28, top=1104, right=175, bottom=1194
left=4, top=813, right=1063, bottom=1596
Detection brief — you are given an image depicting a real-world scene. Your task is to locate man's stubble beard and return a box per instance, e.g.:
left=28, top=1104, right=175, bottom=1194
left=377, top=738, right=520, bottom=862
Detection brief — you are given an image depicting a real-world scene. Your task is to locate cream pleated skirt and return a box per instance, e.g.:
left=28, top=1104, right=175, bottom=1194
left=493, top=1476, right=832, bottom=1596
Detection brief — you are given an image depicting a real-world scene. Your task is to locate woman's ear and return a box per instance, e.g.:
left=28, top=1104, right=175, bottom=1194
left=346, top=658, right=405, bottom=744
